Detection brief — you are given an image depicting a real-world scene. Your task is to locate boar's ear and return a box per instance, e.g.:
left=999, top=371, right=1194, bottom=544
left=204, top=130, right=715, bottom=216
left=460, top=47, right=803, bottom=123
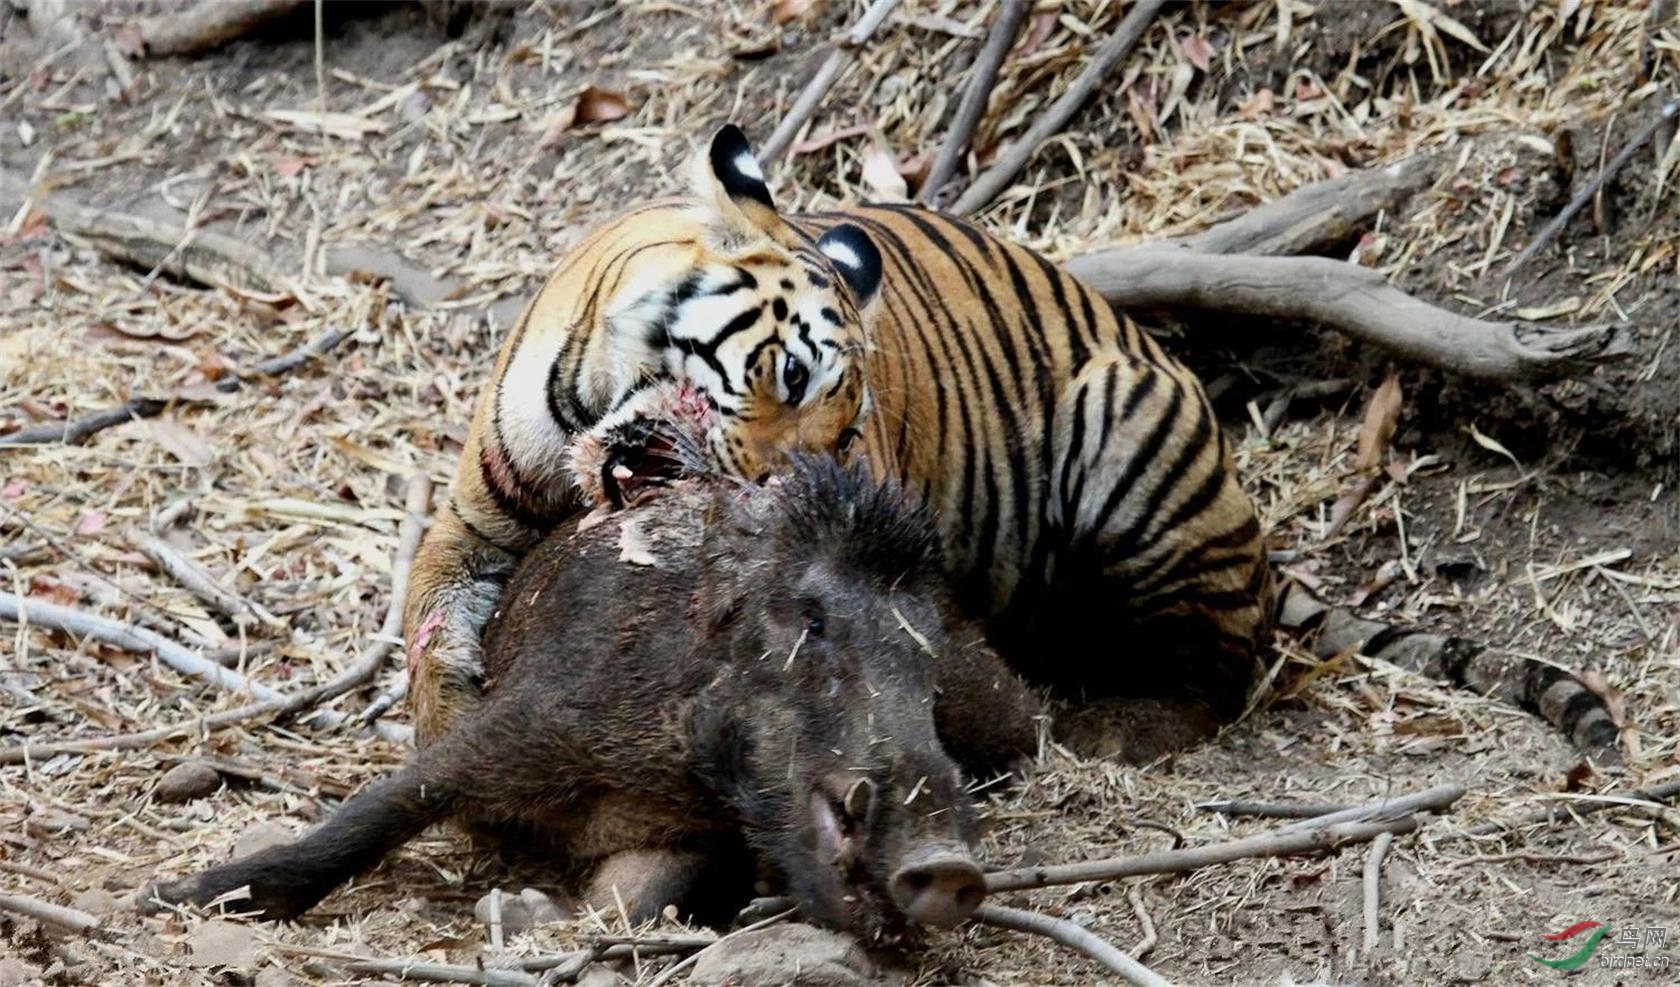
left=688, top=689, right=756, bottom=811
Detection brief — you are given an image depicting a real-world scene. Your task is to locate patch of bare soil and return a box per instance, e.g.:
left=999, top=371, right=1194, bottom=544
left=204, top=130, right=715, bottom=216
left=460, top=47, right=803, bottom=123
left=2, top=1, right=1677, bottom=985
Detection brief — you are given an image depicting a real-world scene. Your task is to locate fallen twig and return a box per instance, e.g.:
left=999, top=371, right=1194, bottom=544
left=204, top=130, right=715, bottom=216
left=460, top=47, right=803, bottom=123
left=1275, top=783, right=1465, bottom=834
left=1062, top=246, right=1631, bottom=381
left=135, top=0, right=309, bottom=58
left=918, top=0, right=1029, bottom=205
left=130, top=532, right=286, bottom=630
left=357, top=674, right=409, bottom=726
left=759, top=0, right=900, bottom=165
left=973, top=903, right=1171, bottom=987
left=1177, top=154, right=1439, bottom=257
left=1448, top=778, right=1680, bottom=840
left=986, top=816, right=1419, bottom=893
left=0, top=591, right=286, bottom=704
left=952, top=0, right=1165, bottom=215
left=219, top=327, right=356, bottom=392
left=1195, top=798, right=1348, bottom=819
left=345, top=959, right=535, bottom=987
left=0, top=891, right=101, bottom=934
left=0, top=593, right=410, bottom=766
left=1502, top=98, right=1680, bottom=281
left=1362, top=830, right=1394, bottom=956
left=0, top=398, right=166, bottom=447
left=518, top=935, right=715, bottom=974
left=274, top=473, right=431, bottom=728
left=1126, top=882, right=1158, bottom=960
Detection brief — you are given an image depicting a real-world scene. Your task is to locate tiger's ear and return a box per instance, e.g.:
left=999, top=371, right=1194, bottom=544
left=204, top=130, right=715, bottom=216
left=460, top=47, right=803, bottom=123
left=816, top=224, right=882, bottom=306
left=693, top=124, right=792, bottom=247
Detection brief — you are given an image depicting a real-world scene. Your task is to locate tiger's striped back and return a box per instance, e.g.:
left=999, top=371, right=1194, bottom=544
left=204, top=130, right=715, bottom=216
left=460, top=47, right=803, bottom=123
left=795, top=205, right=1272, bottom=714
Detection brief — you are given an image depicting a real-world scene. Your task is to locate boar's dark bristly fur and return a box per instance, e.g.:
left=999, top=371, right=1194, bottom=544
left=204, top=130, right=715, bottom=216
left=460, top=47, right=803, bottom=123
left=146, top=455, right=1040, bottom=936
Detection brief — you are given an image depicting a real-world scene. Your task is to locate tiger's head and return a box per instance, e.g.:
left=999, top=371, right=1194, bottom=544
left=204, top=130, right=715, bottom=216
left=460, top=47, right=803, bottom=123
left=580, top=125, right=883, bottom=505
left=669, top=124, right=883, bottom=484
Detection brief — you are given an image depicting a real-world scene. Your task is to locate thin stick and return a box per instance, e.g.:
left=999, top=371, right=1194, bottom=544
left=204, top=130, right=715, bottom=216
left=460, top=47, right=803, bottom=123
left=643, top=906, right=798, bottom=987
left=1448, top=779, right=1680, bottom=840
left=973, top=904, right=1171, bottom=987
left=1502, top=98, right=1679, bottom=281
left=131, top=532, right=285, bottom=630
left=1127, top=882, right=1158, bottom=960
left=919, top=0, right=1029, bottom=205
left=0, top=891, right=101, bottom=934
left=952, top=0, right=1166, bottom=215
left=0, top=591, right=287, bottom=704
left=517, top=937, right=714, bottom=973
left=1362, top=830, right=1393, bottom=956
left=273, top=473, right=431, bottom=726
left=985, top=816, right=1418, bottom=893
left=1062, top=247, right=1629, bottom=381
left=1274, top=783, right=1464, bottom=834
left=357, top=674, right=408, bottom=725
left=0, top=398, right=166, bottom=447
left=1195, top=798, right=1348, bottom=819
left=218, top=327, right=355, bottom=392
left=759, top=0, right=900, bottom=165
left=344, top=959, right=535, bottom=987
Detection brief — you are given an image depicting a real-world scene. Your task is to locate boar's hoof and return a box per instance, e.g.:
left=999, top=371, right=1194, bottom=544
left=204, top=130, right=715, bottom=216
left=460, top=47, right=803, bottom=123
left=889, top=850, right=986, bottom=928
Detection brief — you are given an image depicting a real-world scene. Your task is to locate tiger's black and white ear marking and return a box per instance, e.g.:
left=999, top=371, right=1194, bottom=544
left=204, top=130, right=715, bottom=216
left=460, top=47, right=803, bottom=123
left=709, top=124, right=775, bottom=211
left=816, top=224, right=882, bottom=306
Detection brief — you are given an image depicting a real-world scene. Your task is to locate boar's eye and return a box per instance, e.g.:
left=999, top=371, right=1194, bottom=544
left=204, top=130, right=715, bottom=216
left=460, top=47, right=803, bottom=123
left=802, top=604, right=825, bottom=637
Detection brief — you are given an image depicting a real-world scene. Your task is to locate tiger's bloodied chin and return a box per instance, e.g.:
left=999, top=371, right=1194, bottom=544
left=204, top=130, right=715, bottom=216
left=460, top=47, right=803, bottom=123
left=567, top=383, right=719, bottom=508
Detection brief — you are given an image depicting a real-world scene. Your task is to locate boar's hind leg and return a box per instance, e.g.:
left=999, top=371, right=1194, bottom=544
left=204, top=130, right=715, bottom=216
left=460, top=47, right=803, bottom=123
left=144, top=763, right=456, bottom=920
left=583, top=846, right=754, bottom=927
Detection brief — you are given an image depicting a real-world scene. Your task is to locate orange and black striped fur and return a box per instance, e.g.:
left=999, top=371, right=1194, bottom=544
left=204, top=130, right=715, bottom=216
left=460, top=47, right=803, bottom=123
left=403, top=125, right=1618, bottom=762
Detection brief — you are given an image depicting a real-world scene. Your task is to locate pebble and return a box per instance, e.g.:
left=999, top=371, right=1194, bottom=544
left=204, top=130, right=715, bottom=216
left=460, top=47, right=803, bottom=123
left=154, top=761, right=222, bottom=803
left=688, top=923, right=889, bottom=986
left=473, top=887, right=570, bottom=932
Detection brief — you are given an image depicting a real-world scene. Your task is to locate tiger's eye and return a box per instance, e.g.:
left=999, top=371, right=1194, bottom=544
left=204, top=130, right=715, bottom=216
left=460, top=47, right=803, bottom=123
left=783, top=353, right=809, bottom=405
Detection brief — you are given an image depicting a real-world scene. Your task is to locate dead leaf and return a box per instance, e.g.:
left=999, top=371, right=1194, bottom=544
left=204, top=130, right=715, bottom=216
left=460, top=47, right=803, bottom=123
left=1465, top=423, right=1523, bottom=469
left=618, top=517, right=658, bottom=566
left=1354, top=374, right=1402, bottom=473
left=87, top=319, right=202, bottom=343
left=145, top=417, right=214, bottom=467
left=27, top=578, right=80, bottom=607
left=1238, top=87, right=1275, bottom=120
left=1348, top=559, right=1404, bottom=607
left=274, top=155, right=316, bottom=178
left=791, top=123, right=870, bottom=156
left=1323, top=475, right=1378, bottom=541
left=184, top=920, right=257, bottom=968
left=73, top=511, right=108, bottom=536
left=538, top=105, right=577, bottom=147
left=1017, top=12, right=1059, bottom=58
left=574, top=86, right=631, bottom=126
left=2, top=480, right=26, bottom=498
left=861, top=141, right=908, bottom=201
left=772, top=0, right=815, bottom=24
left=1180, top=34, right=1215, bottom=72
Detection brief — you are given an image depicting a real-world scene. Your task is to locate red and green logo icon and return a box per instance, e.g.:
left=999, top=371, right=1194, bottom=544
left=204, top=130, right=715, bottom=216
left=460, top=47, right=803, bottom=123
left=1527, top=921, right=1609, bottom=970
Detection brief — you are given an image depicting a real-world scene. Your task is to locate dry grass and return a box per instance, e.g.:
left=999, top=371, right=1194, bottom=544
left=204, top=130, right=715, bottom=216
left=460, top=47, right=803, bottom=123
left=2, top=1, right=1678, bottom=984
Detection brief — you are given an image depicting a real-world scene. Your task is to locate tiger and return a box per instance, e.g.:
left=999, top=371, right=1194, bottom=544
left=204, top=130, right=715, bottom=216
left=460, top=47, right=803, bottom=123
left=401, top=124, right=1619, bottom=764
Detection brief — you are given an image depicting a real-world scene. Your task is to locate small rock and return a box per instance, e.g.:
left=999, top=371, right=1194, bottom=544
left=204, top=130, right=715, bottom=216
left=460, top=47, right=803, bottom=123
left=473, top=887, right=570, bottom=932
left=689, top=924, right=880, bottom=986
left=254, top=967, right=305, bottom=987
left=233, top=822, right=294, bottom=858
left=70, top=887, right=119, bottom=916
left=155, top=761, right=222, bottom=803
left=184, top=919, right=257, bottom=968
left=0, top=958, right=42, bottom=987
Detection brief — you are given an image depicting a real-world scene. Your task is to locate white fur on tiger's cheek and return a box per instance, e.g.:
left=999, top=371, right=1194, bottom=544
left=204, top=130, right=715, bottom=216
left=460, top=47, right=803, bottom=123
left=733, top=150, right=764, bottom=183
left=820, top=239, right=862, bottom=273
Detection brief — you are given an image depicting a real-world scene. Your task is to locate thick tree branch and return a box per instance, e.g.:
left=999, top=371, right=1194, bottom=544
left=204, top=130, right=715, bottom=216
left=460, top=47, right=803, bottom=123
left=760, top=0, right=900, bottom=165
left=1063, top=246, right=1632, bottom=381
left=919, top=1, right=1029, bottom=205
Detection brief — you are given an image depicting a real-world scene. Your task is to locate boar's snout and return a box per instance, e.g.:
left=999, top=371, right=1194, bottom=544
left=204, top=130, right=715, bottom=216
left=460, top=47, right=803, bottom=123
left=889, top=845, right=986, bottom=928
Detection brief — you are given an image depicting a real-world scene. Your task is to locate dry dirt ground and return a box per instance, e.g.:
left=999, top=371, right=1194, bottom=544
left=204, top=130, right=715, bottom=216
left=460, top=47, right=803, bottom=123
left=2, top=1, right=1679, bottom=985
